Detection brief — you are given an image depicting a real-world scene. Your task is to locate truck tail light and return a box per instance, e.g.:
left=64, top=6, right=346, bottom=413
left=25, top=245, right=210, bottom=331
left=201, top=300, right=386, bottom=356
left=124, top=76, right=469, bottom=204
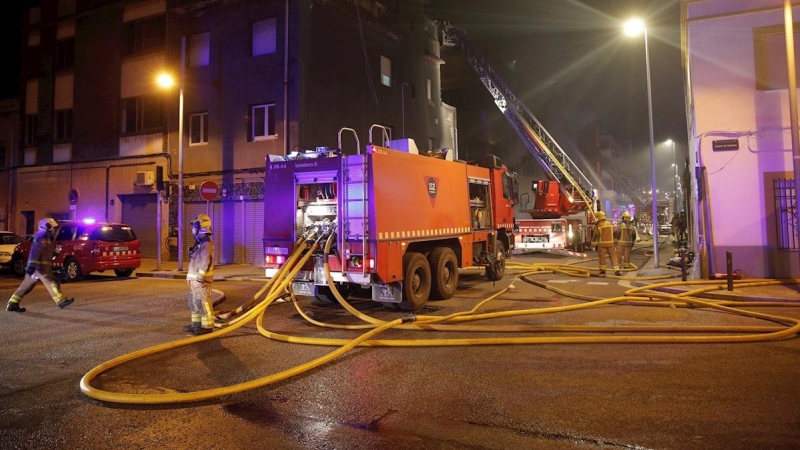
left=265, top=255, right=286, bottom=265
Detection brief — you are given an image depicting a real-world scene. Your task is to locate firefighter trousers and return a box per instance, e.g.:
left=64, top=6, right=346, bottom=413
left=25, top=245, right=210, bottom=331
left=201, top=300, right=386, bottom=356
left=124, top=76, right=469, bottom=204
left=617, top=244, right=632, bottom=268
left=187, top=279, right=214, bottom=328
left=597, top=245, right=619, bottom=271
left=10, top=270, right=65, bottom=305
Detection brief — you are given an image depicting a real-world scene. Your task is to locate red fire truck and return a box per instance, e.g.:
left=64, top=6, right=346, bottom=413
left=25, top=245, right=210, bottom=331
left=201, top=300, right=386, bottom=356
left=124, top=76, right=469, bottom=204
left=263, top=128, right=519, bottom=310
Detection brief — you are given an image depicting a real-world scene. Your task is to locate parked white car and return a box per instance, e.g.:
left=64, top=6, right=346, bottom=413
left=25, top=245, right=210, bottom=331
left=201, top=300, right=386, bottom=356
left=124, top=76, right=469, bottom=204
left=0, top=231, right=25, bottom=267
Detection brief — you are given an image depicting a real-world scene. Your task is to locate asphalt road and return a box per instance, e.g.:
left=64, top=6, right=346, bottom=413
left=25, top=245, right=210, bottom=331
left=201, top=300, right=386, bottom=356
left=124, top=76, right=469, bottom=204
left=0, top=249, right=799, bottom=450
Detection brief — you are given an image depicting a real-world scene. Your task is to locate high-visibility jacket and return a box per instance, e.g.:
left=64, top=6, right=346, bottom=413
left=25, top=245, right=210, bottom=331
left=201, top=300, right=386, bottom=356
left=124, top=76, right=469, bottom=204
left=591, top=219, right=615, bottom=248
left=615, top=221, right=637, bottom=245
left=187, top=233, right=214, bottom=282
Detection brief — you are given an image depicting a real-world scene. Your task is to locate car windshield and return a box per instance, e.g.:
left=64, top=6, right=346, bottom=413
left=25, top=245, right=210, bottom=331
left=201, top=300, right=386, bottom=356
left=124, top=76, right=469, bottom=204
left=90, top=225, right=137, bottom=242
left=0, top=234, right=23, bottom=245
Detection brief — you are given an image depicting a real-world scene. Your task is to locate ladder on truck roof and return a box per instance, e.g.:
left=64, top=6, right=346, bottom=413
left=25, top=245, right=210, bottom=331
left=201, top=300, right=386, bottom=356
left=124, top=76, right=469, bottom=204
left=443, top=24, right=595, bottom=216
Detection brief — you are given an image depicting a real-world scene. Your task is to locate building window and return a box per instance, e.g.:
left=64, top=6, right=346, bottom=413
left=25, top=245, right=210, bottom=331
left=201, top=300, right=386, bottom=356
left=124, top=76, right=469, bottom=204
left=380, top=56, right=391, bottom=87
left=121, top=95, right=163, bottom=133
left=189, top=112, right=209, bottom=146
left=426, top=78, right=432, bottom=101
left=28, top=30, right=40, bottom=47
left=251, top=104, right=275, bottom=141
left=773, top=179, right=798, bottom=250
left=124, top=15, right=165, bottom=56
left=252, top=18, right=277, bottom=56
left=58, top=0, right=76, bottom=17
left=55, top=38, right=75, bottom=71
left=55, top=109, right=73, bottom=142
left=754, top=24, right=800, bottom=91
left=24, top=115, right=38, bottom=145
left=29, top=7, right=41, bottom=25
left=189, top=32, right=210, bottom=67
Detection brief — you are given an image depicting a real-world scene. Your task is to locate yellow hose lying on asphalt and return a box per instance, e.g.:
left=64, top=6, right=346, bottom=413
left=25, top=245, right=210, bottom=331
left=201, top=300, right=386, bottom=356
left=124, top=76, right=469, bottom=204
left=80, top=234, right=800, bottom=405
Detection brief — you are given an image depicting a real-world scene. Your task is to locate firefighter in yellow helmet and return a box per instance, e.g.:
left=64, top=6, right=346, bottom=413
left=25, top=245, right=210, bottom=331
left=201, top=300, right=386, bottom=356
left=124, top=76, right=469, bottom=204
left=615, top=211, right=637, bottom=269
left=591, top=210, right=621, bottom=276
left=7, top=218, right=74, bottom=312
left=184, top=214, right=215, bottom=335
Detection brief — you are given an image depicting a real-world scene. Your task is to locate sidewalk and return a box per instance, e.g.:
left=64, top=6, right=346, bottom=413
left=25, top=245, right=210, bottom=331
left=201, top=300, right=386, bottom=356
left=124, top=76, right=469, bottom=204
left=632, top=235, right=800, bottom=303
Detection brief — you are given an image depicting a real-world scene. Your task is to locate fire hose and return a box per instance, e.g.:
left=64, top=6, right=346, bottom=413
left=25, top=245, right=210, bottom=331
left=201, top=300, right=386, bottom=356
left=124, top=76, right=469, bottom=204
left=80, top=231, right=800, bottom=405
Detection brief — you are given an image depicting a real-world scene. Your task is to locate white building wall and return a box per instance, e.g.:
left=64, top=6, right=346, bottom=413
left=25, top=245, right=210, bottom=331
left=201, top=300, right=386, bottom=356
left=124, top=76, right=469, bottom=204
left=687, top=0, right=800, bottom=277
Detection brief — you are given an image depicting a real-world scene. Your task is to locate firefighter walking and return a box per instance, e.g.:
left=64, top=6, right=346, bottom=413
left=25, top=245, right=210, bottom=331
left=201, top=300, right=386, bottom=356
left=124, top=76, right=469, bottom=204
left=615, top=211, right=637, bottom=269
left=6, top=218, right=74, bottom=312
left=591, top=211, right=621, bottom=276
left=184, top=214, right=215, bottom=335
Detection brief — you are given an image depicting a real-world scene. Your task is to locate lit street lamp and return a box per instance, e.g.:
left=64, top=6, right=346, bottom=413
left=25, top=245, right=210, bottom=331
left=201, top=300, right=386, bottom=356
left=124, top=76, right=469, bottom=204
left=625, top=18, right=659, bottom=268
left=157, top=36, right=186, bottom=271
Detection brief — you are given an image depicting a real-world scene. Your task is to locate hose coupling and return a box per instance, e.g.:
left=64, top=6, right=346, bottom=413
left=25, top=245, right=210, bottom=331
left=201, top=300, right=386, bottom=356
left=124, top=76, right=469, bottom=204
left=401, top=315, right=417, bottom=324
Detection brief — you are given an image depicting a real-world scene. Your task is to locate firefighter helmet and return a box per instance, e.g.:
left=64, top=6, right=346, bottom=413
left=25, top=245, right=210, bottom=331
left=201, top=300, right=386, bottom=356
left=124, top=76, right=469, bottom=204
left=622, top=211, right=632, bottom=222
left=190, top=214, right=212, bottom=236
left=38, top=218, right=57, bottom=231
left=596, top=211, right=606, bottom=220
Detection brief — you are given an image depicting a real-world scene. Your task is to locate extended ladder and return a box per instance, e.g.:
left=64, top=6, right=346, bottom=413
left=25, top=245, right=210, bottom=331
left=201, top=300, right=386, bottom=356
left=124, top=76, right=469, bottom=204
left=443, top=25, right=595, bottom=215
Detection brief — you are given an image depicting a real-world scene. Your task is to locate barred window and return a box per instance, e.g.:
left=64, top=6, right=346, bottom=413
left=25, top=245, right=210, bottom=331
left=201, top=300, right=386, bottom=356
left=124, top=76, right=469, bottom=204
left=774, top=179, right=798, bottom=250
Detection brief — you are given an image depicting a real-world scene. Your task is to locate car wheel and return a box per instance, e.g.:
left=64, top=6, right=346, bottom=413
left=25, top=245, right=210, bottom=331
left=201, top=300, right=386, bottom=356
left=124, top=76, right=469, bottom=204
left=11, top=254, right=25, bottom=277
left=114, top=268, right=134, bottom=278
left=64, top=257, right=83, bottom=282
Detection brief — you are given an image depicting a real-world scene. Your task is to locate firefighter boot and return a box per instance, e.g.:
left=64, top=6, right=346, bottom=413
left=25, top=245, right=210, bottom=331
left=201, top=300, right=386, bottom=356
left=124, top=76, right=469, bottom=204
left=57, top=298, right=74, bottom=309
left=7, top=301, right=26, bottom=313
left=183, top=322, right=201, bottom=333
left=615, top=270, right=622, bottom=276
left=192, top=327, right=213, bottom=336
left=598, top=270, right=606, bottom=277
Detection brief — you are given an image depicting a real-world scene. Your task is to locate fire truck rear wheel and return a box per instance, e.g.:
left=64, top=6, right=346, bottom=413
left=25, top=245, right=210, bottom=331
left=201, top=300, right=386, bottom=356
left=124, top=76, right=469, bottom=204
left=485, top=242, right=506, bottom=281
left=399, top=252, right=431, bottom=311
left=428, top=247, right=458, bottom=300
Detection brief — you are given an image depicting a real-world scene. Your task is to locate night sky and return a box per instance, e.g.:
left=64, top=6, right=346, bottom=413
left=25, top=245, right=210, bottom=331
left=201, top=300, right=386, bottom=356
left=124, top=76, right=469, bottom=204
left=426, top=0, right=687, bottom=193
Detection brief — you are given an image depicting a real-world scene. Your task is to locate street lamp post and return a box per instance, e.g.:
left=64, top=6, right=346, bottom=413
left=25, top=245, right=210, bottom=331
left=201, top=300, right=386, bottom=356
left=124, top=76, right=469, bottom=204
left=625, top=19, right=659, bottom=268
left=177, top=37, right=185, bottom=271
left=157, top=37, right=186, bottom=271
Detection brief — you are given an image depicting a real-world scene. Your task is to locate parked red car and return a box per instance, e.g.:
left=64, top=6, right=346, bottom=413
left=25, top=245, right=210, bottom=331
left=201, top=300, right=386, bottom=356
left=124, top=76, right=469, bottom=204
left=12, top=220, right=142, bottom=282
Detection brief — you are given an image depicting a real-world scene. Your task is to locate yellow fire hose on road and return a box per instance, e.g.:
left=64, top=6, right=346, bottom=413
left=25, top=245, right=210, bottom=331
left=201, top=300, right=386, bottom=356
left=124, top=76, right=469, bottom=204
left=80, top=233, right=800, bottom=405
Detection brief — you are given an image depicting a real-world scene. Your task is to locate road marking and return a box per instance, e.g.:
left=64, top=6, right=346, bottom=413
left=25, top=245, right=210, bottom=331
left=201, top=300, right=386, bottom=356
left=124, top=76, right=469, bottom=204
left=587, top=281, right=609, bottom=285
left=546, top=280, right=577, bottom=284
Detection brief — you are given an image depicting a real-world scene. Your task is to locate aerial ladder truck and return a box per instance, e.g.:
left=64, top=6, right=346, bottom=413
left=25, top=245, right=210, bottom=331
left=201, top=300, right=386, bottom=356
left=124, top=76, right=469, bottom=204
left=441, top=23, right=597, bottom=255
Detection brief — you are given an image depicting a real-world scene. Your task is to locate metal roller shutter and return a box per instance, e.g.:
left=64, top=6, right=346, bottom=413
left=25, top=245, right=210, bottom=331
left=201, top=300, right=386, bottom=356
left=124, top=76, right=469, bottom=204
left=120, top=193, right=158, bottom=258
left=187, top=200, right=264, bottom=267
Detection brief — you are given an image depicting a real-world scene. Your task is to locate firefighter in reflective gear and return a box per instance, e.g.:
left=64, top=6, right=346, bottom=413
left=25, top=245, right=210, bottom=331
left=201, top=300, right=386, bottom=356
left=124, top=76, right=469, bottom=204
left=184, top=214, right=215, bottom=335
left=6, top=218, right=74, bottom=312
left=615, top=211, right=637, bottom=269
left=591, top=211, right=621, bottom=276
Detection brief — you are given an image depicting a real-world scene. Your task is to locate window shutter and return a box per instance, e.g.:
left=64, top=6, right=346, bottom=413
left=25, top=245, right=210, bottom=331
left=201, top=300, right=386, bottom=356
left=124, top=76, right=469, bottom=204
left=252, top=18, right=277, bottom=56
left=190, top=32, right=210, bottom=67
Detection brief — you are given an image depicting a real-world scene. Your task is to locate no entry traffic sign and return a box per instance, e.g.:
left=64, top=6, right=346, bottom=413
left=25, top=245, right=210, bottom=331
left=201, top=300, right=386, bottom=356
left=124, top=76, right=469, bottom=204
left=199, top=180, right=219, bottom=201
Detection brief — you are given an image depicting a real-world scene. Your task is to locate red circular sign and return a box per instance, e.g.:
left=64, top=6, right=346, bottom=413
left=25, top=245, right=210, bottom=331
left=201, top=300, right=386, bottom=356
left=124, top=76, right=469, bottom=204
left=199, top=180, right=219, bottom=201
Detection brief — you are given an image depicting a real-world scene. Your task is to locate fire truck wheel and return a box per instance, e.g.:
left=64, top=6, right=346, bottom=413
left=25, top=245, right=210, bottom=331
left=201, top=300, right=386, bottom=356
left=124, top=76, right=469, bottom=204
left=485, top=242, right=506, bottom=281
left=428, top=247, right=458, bottom=300
left=399, top=252, right=431, bottom=311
